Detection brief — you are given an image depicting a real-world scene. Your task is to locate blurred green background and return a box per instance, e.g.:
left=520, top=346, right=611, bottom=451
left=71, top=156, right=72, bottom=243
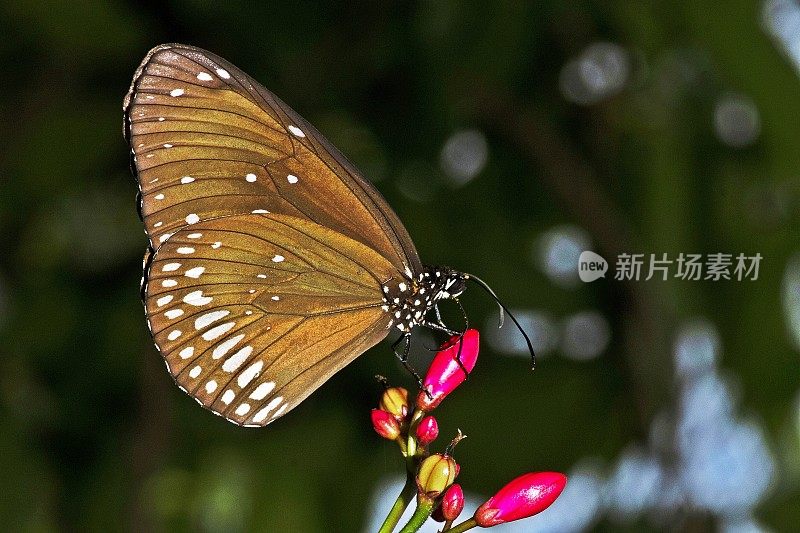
left=1, top=1, right=799, bottom=531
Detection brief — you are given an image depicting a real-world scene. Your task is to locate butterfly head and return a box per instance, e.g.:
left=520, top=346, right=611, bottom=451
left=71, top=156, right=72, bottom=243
left=423, top=266, right=467, bottom=301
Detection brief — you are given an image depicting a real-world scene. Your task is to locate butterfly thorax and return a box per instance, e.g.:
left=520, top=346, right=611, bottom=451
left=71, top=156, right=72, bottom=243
left=381, top=265, right=466, bottom=333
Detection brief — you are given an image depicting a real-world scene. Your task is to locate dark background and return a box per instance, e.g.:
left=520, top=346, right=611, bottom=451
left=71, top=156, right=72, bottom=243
left=1, top=1, right=798, bottom=531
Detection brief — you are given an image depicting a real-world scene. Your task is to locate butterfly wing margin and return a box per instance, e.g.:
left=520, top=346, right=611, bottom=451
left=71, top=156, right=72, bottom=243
left=124, top=43, right=421, bottom=275
left=144, top=213, right=395, bottom=426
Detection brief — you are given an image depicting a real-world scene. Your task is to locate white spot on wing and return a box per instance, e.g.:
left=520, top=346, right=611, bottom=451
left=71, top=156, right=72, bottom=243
left=288, top=125, right=305, bottom=137
left=181, top=176, right=195, bottom=184
left=159, top=233, right=173, bottom=243
left=211, top=242, right=222, bottom=248
left=184, top=290, right=213, bottom=306
left=195, top=310, right=229, bottom=330
left=170, top=88, right=184, bottom=97
left=165, top=309, right=184, bottom=319
left=270, top=403, right=288, bottom=421
left=223, top=345, right=253, bottom=372
left=212, top=333, right=245, bottom=359
left=205, top=380, right=218, bottom=393
left=156, top=295, right=173, bottom=306
left=252, top=209, right=269, bottom=214
left=187, top=233, right=202, bottom=239
left=197, top=72, right=213, bottom=81
left=216, top=68, right=230, bottom=79
left=202, top=322, right=236, bottom=341
left=167, top=330, right=182, bottom=340
left=250, top=381, right=275, bottom=400
left=245, top=173, right=257, bottom=182
left=179, top=346, right=194, bottom=359
left=176, top=247, right=195, bottom=254
left=221, top=389, right=235, bottom=404
left=184, top=266, right=205, bottom=278
left=253, top=396, right=283, bottom=423
left=287, top=174, right=298, bottom=184
left=272, top=255, right=284, bottom=263
left=162, top=279, right=177, bottom=287
left=155, top=193, right=165, bottom=200
left=237, top=360, right=263, bottom=388
left=189, top=365, right=201, bottom=378
left=162, top=263, right=181, bottom=272
left=235, top=403, right=251, bottom=416
left=185, top=214, right=200, bottom=224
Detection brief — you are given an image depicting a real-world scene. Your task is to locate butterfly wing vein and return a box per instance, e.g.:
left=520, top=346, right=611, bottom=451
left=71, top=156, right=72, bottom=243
left=145, top=213, right=395, bottom=426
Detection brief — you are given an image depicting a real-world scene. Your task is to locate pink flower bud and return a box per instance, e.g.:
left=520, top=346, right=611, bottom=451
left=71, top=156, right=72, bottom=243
left=379, top=386, right=409, bottom=422
left=436, top=483, right=464, bottom=522
left=416, top=329, right=480, bottom=411
left=474, top=472, right=567, bottom=527
left=415, top=415, right=439, bottom=446
left=370, top=409, right=401, bottom=440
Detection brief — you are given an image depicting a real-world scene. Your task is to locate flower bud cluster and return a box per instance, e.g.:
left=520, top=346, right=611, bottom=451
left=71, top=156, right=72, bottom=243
left=371, top=329, right=567, bottom=531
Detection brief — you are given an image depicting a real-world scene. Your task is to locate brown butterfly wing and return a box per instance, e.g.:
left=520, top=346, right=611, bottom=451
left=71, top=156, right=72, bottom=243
left=124, top=43, right=421, bottom=275
left=145, top=213, right=394, bottom=426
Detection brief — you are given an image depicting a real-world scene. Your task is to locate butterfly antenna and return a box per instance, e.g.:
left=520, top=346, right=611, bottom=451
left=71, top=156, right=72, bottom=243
left=464, top=273, right=537, bottom=370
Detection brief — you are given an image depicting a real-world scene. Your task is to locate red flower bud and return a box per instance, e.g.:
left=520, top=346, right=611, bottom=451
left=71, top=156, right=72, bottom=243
left=416, top=453, right=458, bottom=499
left=437, top=483, right=464, bottom=522
left=474, top=472, right=567, bottom=527
left=415, top=415, right=439, bottom=446
left=379, top=386, right=409, bottom=421
left=370, top=409, right=401, bottom=440
left=416, top=329, right=480, bottom=411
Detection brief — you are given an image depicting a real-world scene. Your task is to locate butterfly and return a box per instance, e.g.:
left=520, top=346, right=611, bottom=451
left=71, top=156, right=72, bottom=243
left=124, top=44, right=532, bottom=426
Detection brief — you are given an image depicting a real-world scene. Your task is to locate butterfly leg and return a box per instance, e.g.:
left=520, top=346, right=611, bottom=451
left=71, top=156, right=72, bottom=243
left=428, top=298, right=469, bottom=335
left=453, top=297, right=469, bottom=332
left=422, top=321, right=460, bottom=336
left=450, top=297, right=471, bottom=377
left=434, top=304, right=447, bottom=328
left=422, top=298, right=471, bottom=377
left=391, top=333, right=425, bottom=390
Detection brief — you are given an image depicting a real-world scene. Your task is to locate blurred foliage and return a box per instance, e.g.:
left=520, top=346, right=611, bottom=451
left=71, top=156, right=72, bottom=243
left=0, top=1, right=799, bottom=531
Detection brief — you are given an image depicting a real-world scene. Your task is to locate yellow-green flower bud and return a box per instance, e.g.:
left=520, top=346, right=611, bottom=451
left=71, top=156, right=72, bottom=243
left=416, top=453, right=458, bottom=499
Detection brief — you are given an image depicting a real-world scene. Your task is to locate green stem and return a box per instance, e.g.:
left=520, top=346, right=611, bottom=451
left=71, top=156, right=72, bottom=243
left=406, top=408, right=425, bottom=458
left=446, top=518, right=478, bottom=533
left=377, top=474, right=416, bottom=533
left=378, top=409, right=427, bottom=532
left=398, top=496, right=435, bottom=533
